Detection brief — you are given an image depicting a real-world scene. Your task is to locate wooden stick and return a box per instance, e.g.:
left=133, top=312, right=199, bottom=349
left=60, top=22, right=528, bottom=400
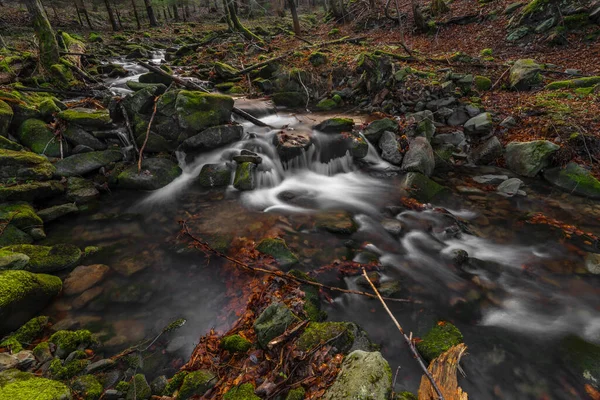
left=180, top=221, right=416, bottom=303
left=361, top=268, right=445, bottom=400
left=138, top=95, right=159, bottom=172
left=491, top=67, right=510, bottom=91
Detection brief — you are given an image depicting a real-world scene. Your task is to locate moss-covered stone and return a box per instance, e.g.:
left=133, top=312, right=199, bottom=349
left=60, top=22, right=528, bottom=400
left=509, top=59, right=542, bottom=90
left=49, top=330, right=93, bottom=358
left=138, top=65, right=173, bottom=86
left=117, top=158, right=182, bottom=191
left=1, top=244, right=81, bottom=273
left=32, top=341, right=52, bottom=363
left=197, top=163, right=231, bottom=187
left=163, top=371, right=188, bottom=396
left=0, top=202, right=44, bottom=239
left=115, top=381, right=130, bottom=393
left=177, top=370, right=216, bottom=400
left=543, top=162, right=600, bottom=199
left=0, top=225, right=33, bottom=247
left=254, top=302, right=296, bottom=348
left=57, top=108, right=111, bottom=128
left=0, top=100, right=14, bottom=137
left=223, top=383, right=260, bottom=399
left=0, top=270, right=61, bottom=335
left=0, top=369, right=72, bottom=400
left=505, top=140, right=559, bottom=177
left=71, top=375, right=102, bottom=400
left=0, top=315, right=48, bottom=352
left=545, top=76, right=600, bottom=90
left=0, top=149, right=56, bottom=181
left=315, top=212, right=357, bottom=234
left=50, top=63, right=77, bottom=88
left=175, top=90, right=234, bottom=133
left=221, top=334, right=252, bottom=353
left=126, top=374, right=151, bottom=400
left=38, top=99, right=61, bottom=119
left=401, top=172, right=450, bottom=203
left=297, top=322, right=356, bottom=353
left=126, top=81, right=168, bottom=93
left=363, top=118, right=398, bottom=143
left=233, top=162, right=256, bottom=191
left=315, top=118, right=354, bottom=133
left=16, top=119, right=63, bottom=157
left=285, top=387, right=305, bottom=400
left=55, top=150, right=123, bottom=177
left=289, top=270, right=327, bottom=322
left=0, top=136, right=23, bottom=151
left=48, top=357, right=89, bottom=380
left=272, top=92, right=306, bottom=108
left=308, top=52, right=328, bottom=67
left=0, top=248, right=30, bottom=270
left=474, top=75, right=492, bottom=91
left=316, top=98, right=338, bottom=111
left=256, top=238, right=298, bottom=267
left=416, top=322, right=463, bottom=362
left=0, top=181, right=64, bottom=203
left=213, top=62, right=240, bottom=80
left=88, top=32, right=103, bottom=43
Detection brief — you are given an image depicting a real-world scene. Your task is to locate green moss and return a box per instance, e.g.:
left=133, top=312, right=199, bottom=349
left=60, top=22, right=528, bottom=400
left=285, top=387, right=305, bottom=400
left=396, top=392, right=418, bottom=400
left=16, top=119, right=61, bottom=157
left=315, top=117, right=354, bottom=133
left=545, top=76, right=600, bottom=90
left=521, top=0, right=550, bottom=16
left=563, top=13, right=588, bottom=29
left=38, top=99, right=61, bottom=118
left=0, top=100, right=13, bottom=137
left=0, top=202, right=43, bottom=235
left=1, top=244, right=81, bottom=273
left=175, top=90, right=234, bottom=132
left=32, top=341, right=50, bottom=359
left=72, top=375, right=102, bottom=400
left=0, top=225, right=32, bottom=247
left=126, top=374, right=151, bottom=400
left=223, top=383, right=260, bottom=399
left=0, top=370, right=71, bottom=400
left=479, top=48, right=493, bottom=57
left=416, top=322, right=464, bottom=362
left=48, top=357, right=88, bottom=380
left=256, top=238, right=298, bottom=267
left=88, top=33, right=103, bottom=43
left=332, top=94, right=342, bottom=103
left=308, top=52, right=327, bottom=67
left=57, top=108, right=111, bottom=127
left=163, top=371, right=188, bottom=396
left=0, top=316, right=48, bottom=351
left=177, top=370, right=216, bottom=400
left=233, top=162, right=255, bottom=191
left=316, top=98, right=338, bottom=111
left=221, top=334, right=252, bottom=353
left=272, top=92, right=306, bottom=107
left=49, top=329, right=93, bottom=357
left=0, top=270, right=62, bottom=316
left=474, top=75, right=492, bottom=91
left=115, top=381, right=130, bottom=393
left=328, top=28, right=340, bottom=36
left=50, top=63, right=77, bottom=87
left=297, top=322, right=354, bottom=352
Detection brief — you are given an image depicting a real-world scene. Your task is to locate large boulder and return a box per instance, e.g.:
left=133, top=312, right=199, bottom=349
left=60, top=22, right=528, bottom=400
left=363, top=118, right=398, bottom=144
left=464, top=112, right=493, bottom=136
left=509, top=59, right=542, bottom=91
left=273, top=131, right=313, bottom=162
left=505, top=140, right=559, bottom=177
left=254, top=302, right=296, bottom=348
left=407, top=110, right=436, bottom=141
left=543, top=162, right=600, bottom=199
left=233, top=162, right=256, bottom=191
left=315, top=118, right=354, bottom=133
left=401, top=137, right=435, bottom=176
left=55, top=150, right=123, bottom=177
left=0, top=149, right=55, bottom=181
left=175, top=91, right=234, bottom=134
left=197, top=163, right=232, bottom=188
left=57, top=108, right=111, bottom=128
left=62, top=125, right=106, bottom=151
left=0, top=369, right=71, bottom=400
left=0, top=225, right=32, bottom=247
left=1, top=244, right=82, bottom=273
left=16, top=119, right=64, bottom=157
left=323, top=350, right=392, bottom=400
left=117, top=158, right=181, bottom=190
left=0, top=136, right=23, bottom=151
left=123, top=86, right=164, bottom=116
left=178, top=125, right=243, bottom=153
left=0, top=270, right=62, bottom=335
left=378, top=131, right=404, bottom=165
left=0, top=100, right=14, bottom=137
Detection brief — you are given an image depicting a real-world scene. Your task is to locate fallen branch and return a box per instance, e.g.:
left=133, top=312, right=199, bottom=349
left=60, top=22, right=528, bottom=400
left=180, top=221, right=415, bottom=303
left=491, top=66, right=510, bottom=91
left=362, top=268, right=445, bottom=400
left=138, top=93, right=161, bottom=172
left=418, top=344, right=468, bottom=400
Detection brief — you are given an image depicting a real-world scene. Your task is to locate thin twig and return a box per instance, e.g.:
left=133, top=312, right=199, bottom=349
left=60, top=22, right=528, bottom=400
left=361, top=268, right=445, bottom=400
left=138, top=95, right=160, bottom=172
left=491, top=66, right=511, bottom=91
left=180, top=221, right=415, bottom=303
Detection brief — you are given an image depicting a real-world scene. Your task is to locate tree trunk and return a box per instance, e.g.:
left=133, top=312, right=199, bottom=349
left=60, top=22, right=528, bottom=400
left=74, top=2, right=84, bottom=26
left=222, top=0, right=233, bottom=28
left=24, top=0, right=60, bottom=71
left=113, top=0, right=124, bottom=28
left=144, top=0, right=159, bottom=26
left=131, top=0, right=141, bottom=28
left=78, top=0, right=94, bottom=29
left=104, top=0, right=119, bottom=30
left=172, top=4, right=180, bottom=20
left=288, top=0, right=300, bottom=35
left=163, top=5, right=168, bottom=20
left=226, top=0, right=263, bottom=42
left=181, top=3, right=187, bottom=21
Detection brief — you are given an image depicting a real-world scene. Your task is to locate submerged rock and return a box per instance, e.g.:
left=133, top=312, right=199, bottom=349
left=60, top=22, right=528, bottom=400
left=63, top=264, right=110, bottom=296
left=273, top=131, right=313, bottom=162
left=497, top=177, right=524, bottom=197
left=256, top=238, right=298, bottom=267
left=117, top=158, right=182, bottom=190
left=0, top=149, right=56, bottom=181
left=37, top=204, right=79, bottom=223
left=584, top=253, right=600, bottom=274
left=323, top=350, right=392, bottom=400
left=254, top=302, right=296, bottom=348
left=543, top=162, right=600, bottom=199
left=315, top=212, right=357, bottom=234
left=55, top=150, right=123, bottom=177
left=504, top=140, right=559, bottom=177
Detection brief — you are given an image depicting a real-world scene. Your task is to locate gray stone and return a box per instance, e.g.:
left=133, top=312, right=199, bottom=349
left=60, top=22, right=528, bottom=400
left=506, top=26, right=530, bottom=41
left=117, top=158, right=182, bottom=191
left=464, top=112, right=493, bottom=136
left=535, top=17, right=556, bottom=33
left=56, top=150, right=123, bottom=177
left=470, top=136, right=503, bottom=165
left=37, top=204, right=79, bottom=223
left=426, top=97, right=456, bottom=111
left=315, top=118, right=354, bottom=133
left=179, top=125, right=243, bottom=153
left=66, top=177, right=99, bottom=203
left=500, top=116, right=517, bottom=128
left=273, top=131, right=313, bottom=161
left=473, top=174, right=508, bottom=184
left=0, top=250, right=30, bottom=270
left=447, top=109, right=470, bottom=126
left=543, top=163, right=600, bottom=199
left=233, top=154, right=262, bottom=164
left=363, top=118, right=397, bottom=143
left=84, top=358, right=115, bottom=374
left=378, top=131, right=404, bottom=165
left=505, top=140, right=559, bottom=177
left=497, top=178, right=523, bottom=197
left=197, top=163, right=231, bottom=188
left=0, top=353, right=18, bottom=372
left=436, top=107, right=454, bottom=122
left=63, top=126, right=107, bottom=151
left=401, top=137, right=435, bottom=176
left=408, top=110, right=436, bottom=140
left=432, top=131, right=466, bottom=147
left=465, top=104, right=481, bottom=117
left=323, top=350, right=392, bottom=400
left=253, top=302, right=295, bottom=348
left=510, top=59, right=542, bottom=90
left=585, top=253, right=600, bottom=274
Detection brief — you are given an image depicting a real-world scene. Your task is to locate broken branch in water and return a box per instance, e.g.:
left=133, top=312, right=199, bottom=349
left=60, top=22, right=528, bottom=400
left=418, top=344, right=468, bottom=400
left=361, top=268, right=445, bottom=400
left=179, top=221, right=416, bottom=304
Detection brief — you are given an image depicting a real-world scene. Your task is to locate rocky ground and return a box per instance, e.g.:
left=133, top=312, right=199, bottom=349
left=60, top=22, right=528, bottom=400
left=1, top=0, right=600, bottom=399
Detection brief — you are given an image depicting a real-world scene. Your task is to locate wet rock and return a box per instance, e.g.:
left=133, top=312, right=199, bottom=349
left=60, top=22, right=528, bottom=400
left=66, top=177, right=99, bottom=203
left=71, top=374, right=102, bottom=400
left=63, top=264, right=110, bottom=296
left=1, top=244, right=81, bottom=273
left=381, top=218, right=403, bottom=236
left=505, top=140, right=559, bottom=177
left=464, top=112, right=493, bottom=136
left=0, top=369, right=72, bottom=399
left=0, top=353, right=18, bottom=372
left=150, top=375, right=168, bottom=396
left=297, top=322, right=375, bottom=354
left=416, top=322, right=463, bottom=362
left=84, top=358, right=115, bottom=374
left=126, top=81, right=167, bottom=93
left=584, top=253, right=600, bottom=274
left=323, top=350, right=392, bottom=400
left=0, top=224, right=33, bottom=247
left=378, top=131, right=404, bottom=165
left=432, top=131, right=466, bottom=147
left=0, top=136, right=23, bottom=151
left=16, top=119, right=66, bottom=158
left=138, top=66, right=173, bottom=86
left=363, top=118, right=397, bottom=144
left=400, top=172, right=450, bottom=203
left=56, top=150, right=123, bottom=177
left=0, top=202, right=44, bottom=241
left=560, top=336, right=600, bottom=386
left=126, top=373, right=151, bottom=400
left=177, top=370, right=216, bottom=400
left=175, top=91, right=234, bottom=134
left=509, top=59, right=542, bottom=90
left=401, top=137, right=435, bottom=176
left=62, top=125, right=106, bottom=151
left=272, top=92, right=306, bottom=108
left=37, top=204, right=79, bottom=223
left=315, top=118, right=354, bottom=133
left=118, top=158, right=182, bottom=190
left=497, top=177, right=523, bottom=197
left=0, top=248, right=30, bottom=270
left=408, top=110, right=436, bottom=141
left=0, top=149, right=56, bottom=181
left=543, top=163, right=600, bottom=199
left=473, top=174, right=508, bottom=184
left=179, top=125, right=243, bottom=153
left=197, top=163, right=231, bottom=188
left=233, top=162, right=256, bottom=191
left=233, top=154, right=262, bottom=164
left=470, top=136, right=503, bottom=165
left=0, top=270, right=62, bottom=335
left=350, top=134, right=368, bottom=159
left=315, top=211, right=357, bottom=234
left=256, top=238, right=298, bottom=267
left=0, top=180, right=64, bottom=203
left=58, top=108, right=112, bottom=128
left=254, top=302, right=296, bottom=348
left=448, top=108, right=470, bottom=126
left=123, top=86, right=163, bottom=116
left=273, top=131, right=313, bottom=161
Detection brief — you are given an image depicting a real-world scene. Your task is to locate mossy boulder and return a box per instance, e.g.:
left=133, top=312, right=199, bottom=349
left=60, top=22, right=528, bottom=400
left=400, top=172, right=450, bottom=203
left=177, top=370, right=216, bottom=400
left=363, top=118, right=398, bottom=144
left=71, top=375, right=102, bottom=400
left=256, top=238, right=298, bottom=267
left=126, top=81, right=168, bottom=93
left=50, top=63, right=77, bottom=88
left=0, top=136, right=23, bottom=151
left=504, top=140, right=559, bottom=177
left=297, top=322, right=364, bottom=354
left=138, top=65, right=173, bottom=86
left=197, top=163, right=231, bottom=188
left=223, top=383, right=260, bottom=400
left=316, top=98, right=338, bottom=111
left=0, top=202, right=43, bottom=239
left=0, top=248, right=30, bottom=270
left=272, top=92, right=307, bottom=108
left=509, top=59, right=542, bottom=90
left=66, top=177, right=99, bottom=203
left=463, top=112, right=493, bottom=136
left=62, top=125, right=106, bottom=151
left=48, top=357, right=89, bottom=380
left=0, top=149, right=56, bottom=181
left=16, top=119, right=63, bottom=157
left=0, top=270, right=62, bottom=335
left=37, top=203, right=78, bottom=223
left=416, top=322, right=463, bottom=362
left=49, top=330, right=94, bottom=358
left=213, top=62, right=240, bottom=80
left=0, top=315, right=48, bottom=352
left=57, top=108, right=111, bottom=128
left=39, top=99, right=61, bottom=119
left=0, top=181, right=65, bottom=203
left=175, top=91, right=234, bottom=134
left=55, top=150, right=123, bottom=177
left=308, top=52, right=328, bottom=67
left=254, top=302, right=296, bottom=348
left=221, top=334, right=252, bottom=353
left=179, top=125, right=243, bottom=153
left=233, top=162, right=256, bottom=191
left=545, top=76, right=600, bottom=90
left=323, top=350, right=392, bottom=400
left=543, top=162, right=600, bottom=199
left=0, top=369, right=71, bottom=400
left=315, top=118, right=354, bottom=133
left=117, top=158, right=182, bottom=190
left=285, top=387, right=305, bottom=400
left=123, top=86, right=164, bottom=116
left=163, top=371, right=188, bottom=396
left=0, top=100, right=14, bottom=137
left=474, top=75, right=492, bottom=91
left=1, top=244, right=82, bottom=273
left=126, top=374, right=151, bottom=400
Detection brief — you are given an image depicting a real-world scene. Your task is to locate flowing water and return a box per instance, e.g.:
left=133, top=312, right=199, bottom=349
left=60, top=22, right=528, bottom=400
left=45, top=63, right=600, bottom=398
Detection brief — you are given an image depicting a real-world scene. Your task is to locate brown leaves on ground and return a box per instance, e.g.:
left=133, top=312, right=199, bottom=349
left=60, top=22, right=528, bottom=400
left=419, top=343, right=468, bottom=400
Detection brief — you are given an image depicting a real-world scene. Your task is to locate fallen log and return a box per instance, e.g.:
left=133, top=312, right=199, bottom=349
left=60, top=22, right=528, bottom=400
left=5, top=86, right=104, bottom=98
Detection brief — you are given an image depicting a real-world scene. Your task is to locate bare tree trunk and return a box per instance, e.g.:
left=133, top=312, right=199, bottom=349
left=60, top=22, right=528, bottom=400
left=288, top=0, right=300, bottom=35
left=144, top=0, right=159, bottom=26
left=104, top=0, right=119, bottom=30
left=78, top=0, right=94, bottom=29
left=50, top=3, right=59, bottom=22
left=74, top=2, right=84, bottom=26
left=181, top=3, right=187, bottom=21
left=113, top=0, right=124, bottom=28
left=172, top=4, right=180, bottom=20
left=163, top=5, right=168, bottom=20
left=226, top=0, right=263, bottom=42
left=131, top=0, right=141, bottom=29
left=24, top=0, right=60, bottom=70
